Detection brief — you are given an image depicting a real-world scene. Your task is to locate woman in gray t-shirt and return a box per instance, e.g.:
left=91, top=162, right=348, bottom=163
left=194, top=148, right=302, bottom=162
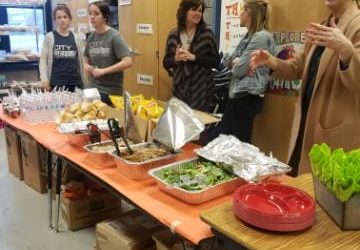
left=84, top=1, right=132, bottom=104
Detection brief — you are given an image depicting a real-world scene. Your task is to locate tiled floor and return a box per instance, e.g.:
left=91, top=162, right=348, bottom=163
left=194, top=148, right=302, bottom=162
left=0, top=129, right=96, bottom=250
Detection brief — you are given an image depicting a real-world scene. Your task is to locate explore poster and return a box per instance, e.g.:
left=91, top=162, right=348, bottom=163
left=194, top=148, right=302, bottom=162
left=268, top=32, right=305, bottom=96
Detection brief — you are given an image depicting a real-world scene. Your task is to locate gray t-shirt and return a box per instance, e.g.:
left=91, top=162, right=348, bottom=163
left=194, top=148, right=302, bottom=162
left=85, top=28, right=130, bottom=95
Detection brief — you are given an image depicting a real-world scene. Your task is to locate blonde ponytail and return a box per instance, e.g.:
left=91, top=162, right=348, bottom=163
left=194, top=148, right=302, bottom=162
left=245, top=0, right=270, bottom=34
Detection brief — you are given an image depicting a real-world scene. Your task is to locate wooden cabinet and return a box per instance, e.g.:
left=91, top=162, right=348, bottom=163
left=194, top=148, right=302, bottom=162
left=119, top=0, right=181, bottom=101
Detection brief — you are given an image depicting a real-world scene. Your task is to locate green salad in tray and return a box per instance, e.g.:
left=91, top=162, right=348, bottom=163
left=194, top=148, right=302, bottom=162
left=309, top=143, right=360, bottom=202
left=160, top=160, right=236, bottom=191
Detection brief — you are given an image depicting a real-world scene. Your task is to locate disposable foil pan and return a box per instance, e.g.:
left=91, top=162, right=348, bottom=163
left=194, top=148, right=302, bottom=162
left=84, top=139, right=138, bottom=168
left=148, top=158, right=246, bottom=204
left=109, top=142, right=180, bottom=180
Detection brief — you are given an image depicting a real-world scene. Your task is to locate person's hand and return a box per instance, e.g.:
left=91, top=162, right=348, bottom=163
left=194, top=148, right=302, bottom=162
left=232, top=57, right=241, bottom=66
left=84, top=64, right=94, bottom=75
left=175, top=47, right=189, bottom=62
left=304, top=17, right=354, bottom=63
left=91, top=67, right=106, bottom=78
left=250, top=49, right=273, bottom=70
left=42, top=80, right=50, bottom=91
left=247, top=68, right=256, bottom=77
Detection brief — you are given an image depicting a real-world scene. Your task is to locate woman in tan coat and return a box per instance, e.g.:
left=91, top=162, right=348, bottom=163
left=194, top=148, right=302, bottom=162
left=250, top=0, right=360, bottom=175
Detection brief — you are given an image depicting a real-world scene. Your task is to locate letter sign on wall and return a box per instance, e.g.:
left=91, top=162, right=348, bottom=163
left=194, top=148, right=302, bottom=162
left=136, top=24, right=153, bottom=34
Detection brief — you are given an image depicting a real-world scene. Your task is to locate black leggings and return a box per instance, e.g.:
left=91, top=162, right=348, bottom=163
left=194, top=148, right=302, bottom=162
left=217, top=94, right=264, bottom=143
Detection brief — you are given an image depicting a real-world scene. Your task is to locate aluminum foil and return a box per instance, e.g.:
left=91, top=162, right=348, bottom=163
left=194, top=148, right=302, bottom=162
left=152, top=97, right=204, bottom=151
left=195, top=135, right=291, bottom=182
left=124, top=91, right=143, bottom=143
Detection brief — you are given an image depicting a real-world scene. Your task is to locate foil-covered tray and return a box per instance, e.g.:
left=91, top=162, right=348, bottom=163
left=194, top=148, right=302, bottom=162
left=109, top=142, right=180, bottom=180
left=149, top=158, right=246, bottom=204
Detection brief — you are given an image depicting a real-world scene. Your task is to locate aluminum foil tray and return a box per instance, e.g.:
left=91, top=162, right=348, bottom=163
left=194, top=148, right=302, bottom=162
left=83, top=139, right=137, bottom=168
left=149, top=158, right=246, bottom=204
left=109, top=142, right=180, bottom=180
left=84, top=139, right=135, bottom=154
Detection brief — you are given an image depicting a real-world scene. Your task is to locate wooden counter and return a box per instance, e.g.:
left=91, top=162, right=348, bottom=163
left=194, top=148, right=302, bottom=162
left=200, top=174, right=360, bottom=250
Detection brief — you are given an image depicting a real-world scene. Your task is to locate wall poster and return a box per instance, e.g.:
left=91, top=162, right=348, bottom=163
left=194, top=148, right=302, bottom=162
left=219, top=0, right=247, bottom=56
left=269, top=32, right=305, bottom=96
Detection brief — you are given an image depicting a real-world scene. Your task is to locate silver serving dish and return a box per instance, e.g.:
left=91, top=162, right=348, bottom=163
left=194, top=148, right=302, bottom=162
left=109, top=141, right=180, bottom=180
left=84, top=139, right=134, bottom=154
left=149, top=157, right=245, bottom=204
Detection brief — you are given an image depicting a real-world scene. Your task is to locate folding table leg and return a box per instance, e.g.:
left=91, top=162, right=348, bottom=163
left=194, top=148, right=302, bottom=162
left=47, top=150, right=53, bottom=230
left=54, top=157, right=63, bottom=233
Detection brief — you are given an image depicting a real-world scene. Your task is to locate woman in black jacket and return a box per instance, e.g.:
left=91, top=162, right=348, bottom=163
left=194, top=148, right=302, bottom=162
left=163, top=0, right=220, bottom=112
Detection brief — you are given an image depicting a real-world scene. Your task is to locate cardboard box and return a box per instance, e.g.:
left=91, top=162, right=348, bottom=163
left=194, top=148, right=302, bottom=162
left=96, top=209, right=163, bottom=250
left=313, top=176, right=360, bottom=230
left=61, top=192, right=122, bottom=231
left=19, top=131, right=47, bottom=193
left=152, top=230, right=183, bottom=250
left=5, top=125, right=23, bottom=180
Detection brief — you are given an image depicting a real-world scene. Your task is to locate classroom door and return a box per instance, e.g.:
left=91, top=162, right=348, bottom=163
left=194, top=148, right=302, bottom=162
left=119, top=0, right=159, bottom=98
left=157, top=0, right=181, bottom=101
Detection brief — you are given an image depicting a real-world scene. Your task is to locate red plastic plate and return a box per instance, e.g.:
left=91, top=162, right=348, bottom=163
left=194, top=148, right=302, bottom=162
left=233, top=183, right=316, bottom=231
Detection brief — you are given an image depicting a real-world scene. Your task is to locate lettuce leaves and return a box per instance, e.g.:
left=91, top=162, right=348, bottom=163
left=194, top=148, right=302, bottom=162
left=309, top=144, right=360, bottom=202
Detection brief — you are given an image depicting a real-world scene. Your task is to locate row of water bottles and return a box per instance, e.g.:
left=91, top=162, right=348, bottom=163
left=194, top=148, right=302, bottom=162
left=19, top=88, right=81, bottom=124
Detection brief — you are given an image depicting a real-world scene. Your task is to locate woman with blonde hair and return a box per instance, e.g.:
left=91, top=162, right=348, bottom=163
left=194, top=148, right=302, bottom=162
left=251, top=0, right=360, bottom=175
left=213, top=0, right=275, bottom=143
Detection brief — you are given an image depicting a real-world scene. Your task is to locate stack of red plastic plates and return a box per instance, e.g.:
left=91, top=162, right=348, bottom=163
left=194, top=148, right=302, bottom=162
left=233, top=183, right=316, bottom=232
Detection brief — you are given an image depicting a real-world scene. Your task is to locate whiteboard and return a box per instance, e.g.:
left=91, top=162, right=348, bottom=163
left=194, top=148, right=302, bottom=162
left=219, top=0, right=248, bottom=55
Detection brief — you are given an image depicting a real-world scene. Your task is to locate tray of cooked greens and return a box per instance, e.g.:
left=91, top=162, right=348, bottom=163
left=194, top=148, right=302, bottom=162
left=149, top=157, right=246, bottom=204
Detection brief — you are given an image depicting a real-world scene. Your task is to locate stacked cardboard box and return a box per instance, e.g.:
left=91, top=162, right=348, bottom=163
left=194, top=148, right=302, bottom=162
left=5, top=125, right=23, bottom=180
left=18, top=131, right=47, bottom=193
left=96, top=209, right=163, bottom=250
left=61, top=192, right=122, bottom=231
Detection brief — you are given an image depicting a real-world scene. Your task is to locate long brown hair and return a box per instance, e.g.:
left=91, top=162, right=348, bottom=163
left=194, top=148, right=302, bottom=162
left=244, top=0, right=270, bottom=34
left=53, top=4, right=72, bottom=20
left=89, top=1, right=110, bottom=24
left=176, top=0, right=207, bottom=31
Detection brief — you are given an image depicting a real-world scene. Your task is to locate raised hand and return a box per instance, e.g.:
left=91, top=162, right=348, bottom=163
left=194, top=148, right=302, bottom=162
left=304, top=17, right=353, bottom=64
left=250, top=49, right=272, bottom=70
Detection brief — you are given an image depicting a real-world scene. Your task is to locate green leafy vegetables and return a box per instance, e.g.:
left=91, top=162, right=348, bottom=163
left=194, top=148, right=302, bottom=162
left=309, top=144, right=360, bottom=202
left=160, top=160, right=236, bottom=191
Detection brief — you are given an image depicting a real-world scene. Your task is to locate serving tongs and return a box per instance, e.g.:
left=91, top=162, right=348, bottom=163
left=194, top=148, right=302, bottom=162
left=107, top=118, right=134, bottom=156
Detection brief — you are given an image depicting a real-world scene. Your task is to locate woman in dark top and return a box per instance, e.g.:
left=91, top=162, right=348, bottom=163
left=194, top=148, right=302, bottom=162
left=39, top=4, right=85, bottom=92
left=163, top=0, right=220, bottom=112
